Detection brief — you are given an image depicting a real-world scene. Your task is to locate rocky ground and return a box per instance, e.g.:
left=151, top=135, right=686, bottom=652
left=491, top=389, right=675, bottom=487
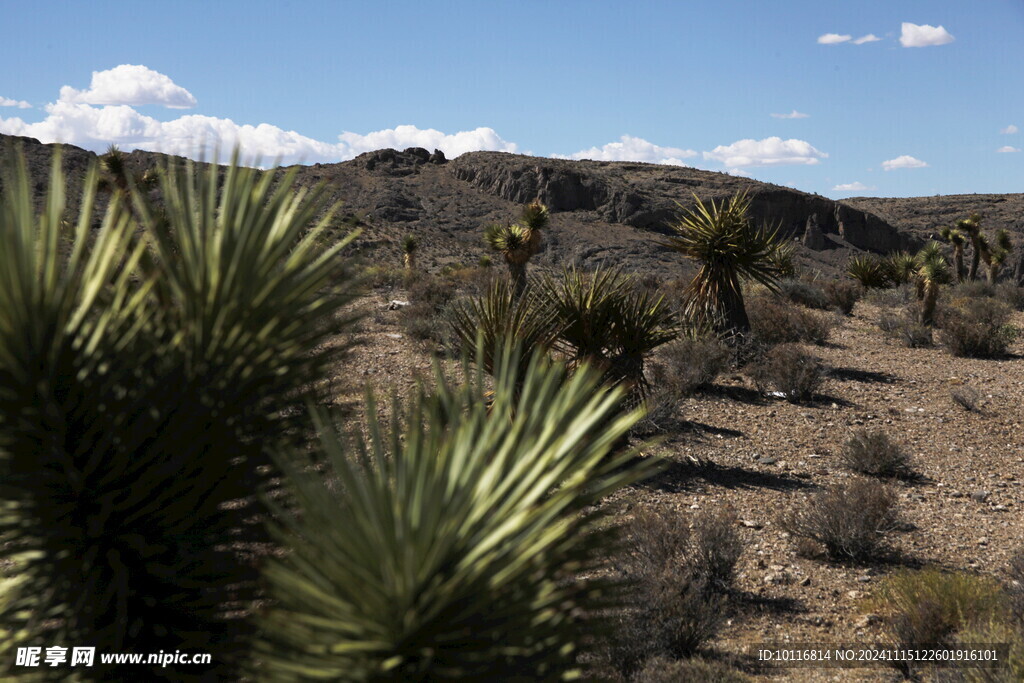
left=337, top=281, right=1024, bottom=682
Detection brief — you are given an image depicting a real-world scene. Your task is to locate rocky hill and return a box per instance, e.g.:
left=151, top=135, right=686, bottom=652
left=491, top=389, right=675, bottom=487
left=4, top=133, right=1020, bottom=281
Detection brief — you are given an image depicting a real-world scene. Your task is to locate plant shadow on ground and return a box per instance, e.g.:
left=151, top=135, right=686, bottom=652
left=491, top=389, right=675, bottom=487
left=641, top=458, right=816, bottom=494
left=827, top=366, right=900, bottom=384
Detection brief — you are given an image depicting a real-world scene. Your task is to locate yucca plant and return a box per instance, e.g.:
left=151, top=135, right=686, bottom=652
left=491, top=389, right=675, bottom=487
left=661, top=191, right=788, bottom=335
left=940, top=226, right=967, bottom=282
left=540, top=267, right=677, bottom=402
left=255, top=340, right=660, bottom=680
left=846, top=253, right=891, bottom=289
left=0, top=147, right=360, bottom=678
left=402, top=233, right=418, bottom=271
left=447, top=277, right=561, bottom=385
left=885, top=251, right=918, bottom=287
left=484, top=200, right=550, bottom=295
left=916, top=242, right=951, bottom=325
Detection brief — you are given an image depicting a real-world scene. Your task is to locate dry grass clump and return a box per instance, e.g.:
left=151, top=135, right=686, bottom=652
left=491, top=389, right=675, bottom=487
left=781, top=478, right=900, bottom=561
left=936, top=297, right=1018, bottom=358
left=748, top=343, right=825, bottom=403
left=841, top=429, right=915, bottom=478
left=652, top=333, right=732, bottom=396
left=824, top=280, right=863, bottom=315
left=951, top=384, right=981, bottom=412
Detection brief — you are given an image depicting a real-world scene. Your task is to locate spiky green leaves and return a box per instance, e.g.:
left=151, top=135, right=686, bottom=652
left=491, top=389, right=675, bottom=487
left=484, top=221, right=531, bottom=261
left=256, top=341, right=659, bottom=680
left=0, top=146, right=360, bottom=677
left=402, top=233, right=418, bottom=254
left=662, top=192, right=789, bottom=333
left=846, top=254, right=891, bottom=289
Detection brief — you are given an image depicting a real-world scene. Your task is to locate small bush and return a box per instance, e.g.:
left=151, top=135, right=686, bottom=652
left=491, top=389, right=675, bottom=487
left=777, top=278, right=828, bottom=309
left=749, top=343, right=824, bottom=403
left=937, top=298, right=1018, bottom=358
left=690, top=510, right=743, bottom=591
left=824, top=280, right=862, bottom=315
left=878, top=308, right=933, bottom=348
left=841, top=429, right=914, bottom=478
left=633, top=656, right=752, bottom=683
left=865, top=283, right=917, bottom=308
left=781, top=478, right=899, bottom=561
left=748, top=297, right=835, bottom=345
left=955, top=620, right=1024, bottom=683
left=1008, top=549, right=1024, bottom=625
left=870, top=569, right=1006, bottom=648
left=994, top=283, right=1024, bottom=311
left=952, top=281, right=997, bottom=300
left=653, top=333, right=731, bottom=397
left=608, top=509, right=737, bottom=676
left=951, top=385, right=981, bottom=412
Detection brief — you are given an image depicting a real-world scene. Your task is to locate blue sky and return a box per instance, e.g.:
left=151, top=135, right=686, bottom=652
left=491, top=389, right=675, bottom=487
left=0, top=1, right=1021, bottom=198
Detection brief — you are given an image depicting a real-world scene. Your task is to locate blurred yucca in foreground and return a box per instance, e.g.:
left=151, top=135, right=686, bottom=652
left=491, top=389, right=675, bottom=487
left=256, top=342, right=659, bottom=681
left=0, top=146, right=359, bottom=678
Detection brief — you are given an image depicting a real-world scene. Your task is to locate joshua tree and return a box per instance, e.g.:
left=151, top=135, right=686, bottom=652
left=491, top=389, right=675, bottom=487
left=402, top=233, right=418, bottom=271
left=939, top=226, right=967, bottom=282
left=960, top=214, right=987, bottom=281
left=987, top=229, right=1013, bottom=284
left=885, top=251, right=918, bottom=287
left=484, top=200, right=549, bottom=295
left=661, top=191, right=788, bottom=335
left=916, top=241, right=951, bottom=325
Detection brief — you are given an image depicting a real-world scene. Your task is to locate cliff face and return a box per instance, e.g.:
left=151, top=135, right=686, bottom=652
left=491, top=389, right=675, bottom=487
left=448, top=152, right=917, bottom=254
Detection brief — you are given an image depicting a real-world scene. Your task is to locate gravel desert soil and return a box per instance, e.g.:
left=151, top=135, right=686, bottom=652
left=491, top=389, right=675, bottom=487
left=335, top=287, right=1024, bottom=682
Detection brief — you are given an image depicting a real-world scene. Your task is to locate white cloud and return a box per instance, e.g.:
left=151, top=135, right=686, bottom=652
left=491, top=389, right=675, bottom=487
left=703, top=137, right=827, bottom=168
left=1001, top=124, right=1018, bottom=135
left=852, top=34, right=881, bottom=44
left=59, top=64, right=197, bottom=108
left=770, top=110, right=809, bottom=119
left=996, top=146, right=1020, bottom=153
left=817, top=33, right=851, bottom=44
left=899, top=22, right=955, bottom=48
left=0, top=96, right=31, bottom=109
left=558, top=135, right=696, bottom=165
left=0, top=101, right=519, bottom=167
left=832, top=181, right=876, bottom=191
left=881, top=155, right=928, bottom=170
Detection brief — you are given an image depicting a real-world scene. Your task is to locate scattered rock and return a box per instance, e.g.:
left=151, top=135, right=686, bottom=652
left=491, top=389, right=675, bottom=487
left=387, top=300, right=411, bottom=310
left=971, top=490, right=991, bottom=503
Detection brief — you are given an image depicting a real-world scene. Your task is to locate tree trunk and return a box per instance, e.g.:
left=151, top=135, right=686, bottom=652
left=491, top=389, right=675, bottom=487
left=953, top=245, right=965, bottom=283
left=921, top=281, right=939, bottom=326
left=968, top=237, right=981, bottom=281
left=987, top=261, right=999, bottom=285
left=719, top=285, right=750, bottom=336
left=508, top=260, right=528, bottom=297
left=403, top=253, right=415, bottom=271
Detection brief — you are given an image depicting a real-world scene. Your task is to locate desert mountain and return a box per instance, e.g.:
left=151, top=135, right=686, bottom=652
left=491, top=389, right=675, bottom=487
left=3, top=133, right=1020, bottom=282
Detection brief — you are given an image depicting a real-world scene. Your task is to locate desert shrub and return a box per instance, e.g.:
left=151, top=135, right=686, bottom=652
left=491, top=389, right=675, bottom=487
left=396, top=274, right=462, bottom=347
left=937, top=298, right=1018, bottom=358
left=870, top=569, right=1006, bottom=648
left=777, top=278, right=828, bottom=309
left=781, top=478, right=899, bottom=561
left=824, top=280, right=862, bottom=315
left=749, top=343, right=824, bottom=403
left=633, top=656, right=752, bottom=683
left=363, top=264, right=404, bottom=289
left=954, top=620, right=1024, bottom=683
left=606, top=508, right=739, bottom=676
left=1008, top=549, right=1024, bottom=625
left=690, top=510, right=743, bottom=591
left=952, top=280, right=997, bottom=300
left=865, top=283, right=917, bottom=308
left=652, top=333, right=731, bottom=396
left=951, top=385, right=981, bottom=412
left=994, top=283, right=1024, bottom=311
left=257, top=343, right=659, bottom=680
left=841, top=429, right=914, bottom=478
left=748, top=297, right=835, bottom=345
left=877, top=308, right=933, bottom=347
